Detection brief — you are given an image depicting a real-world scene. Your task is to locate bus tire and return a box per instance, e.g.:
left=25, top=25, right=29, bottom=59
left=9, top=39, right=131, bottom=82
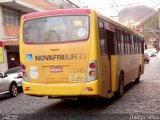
left=135, top=67, right=141, bottom=84
left=115, top=73, right=124, bottom=98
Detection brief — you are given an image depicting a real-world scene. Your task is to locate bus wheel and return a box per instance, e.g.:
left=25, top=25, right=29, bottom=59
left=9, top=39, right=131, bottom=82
left=135, top=68, right=141, bottom=84
left=115, top=74, right=124, bottom=98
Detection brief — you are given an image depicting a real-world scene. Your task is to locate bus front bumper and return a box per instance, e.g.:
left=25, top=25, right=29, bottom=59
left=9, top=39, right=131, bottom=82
left=22, top=80, right=99, bottom=96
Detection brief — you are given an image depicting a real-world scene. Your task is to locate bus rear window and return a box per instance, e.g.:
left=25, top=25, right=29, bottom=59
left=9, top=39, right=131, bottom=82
left=23, top=15, right=89, bottom=43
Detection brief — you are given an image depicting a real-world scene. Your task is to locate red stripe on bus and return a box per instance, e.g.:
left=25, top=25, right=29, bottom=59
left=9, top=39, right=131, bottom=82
left=23, top=9, right=91, bottom=20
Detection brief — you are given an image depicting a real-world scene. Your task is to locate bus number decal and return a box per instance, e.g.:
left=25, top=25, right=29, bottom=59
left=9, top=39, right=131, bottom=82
left=74, top=67, right=85, bottom=73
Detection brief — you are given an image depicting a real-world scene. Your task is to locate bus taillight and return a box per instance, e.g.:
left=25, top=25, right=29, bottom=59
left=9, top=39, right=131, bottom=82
left=86, top=60, right=98, bottom=82
left=89, top=63, right=96, bottom=69
left=21, top=64, right=30, bottom=82
left=23, top=72, right=27, bottom=77
left=89, top=70, right=96, bottom=76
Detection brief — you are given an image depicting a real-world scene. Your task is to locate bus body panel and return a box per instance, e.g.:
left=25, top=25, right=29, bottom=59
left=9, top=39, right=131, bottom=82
left=20, top=42, right=90, bottom=84
left=20, top=10, right=102, bottom=97
left=23, top=80, right=99, bottom=96
left=117, top=54, right=143, bottom=86
left=110, top=55, right=118, bottom=92
left=90, top=11, right=112, bottom=98
left=100, top=56, right=112, bottom=97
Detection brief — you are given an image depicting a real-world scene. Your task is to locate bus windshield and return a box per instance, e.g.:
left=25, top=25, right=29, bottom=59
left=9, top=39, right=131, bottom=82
left=23, top=15, right=89, bottom=43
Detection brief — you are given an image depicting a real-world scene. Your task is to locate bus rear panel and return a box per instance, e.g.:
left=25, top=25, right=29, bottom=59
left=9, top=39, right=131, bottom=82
left=20, top=9, right=101, bottom=97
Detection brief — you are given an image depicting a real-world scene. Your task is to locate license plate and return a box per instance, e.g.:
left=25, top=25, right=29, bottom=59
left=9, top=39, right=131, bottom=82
left=50, top=67, right=63, bottom=72
left=69, top=73, right=84, bottom=82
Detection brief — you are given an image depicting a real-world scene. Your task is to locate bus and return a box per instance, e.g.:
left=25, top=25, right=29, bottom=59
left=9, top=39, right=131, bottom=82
left=20, top=9, right=144, bottom=99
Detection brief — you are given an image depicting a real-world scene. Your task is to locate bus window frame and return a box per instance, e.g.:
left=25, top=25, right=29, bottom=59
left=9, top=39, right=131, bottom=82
left=98, top=17, right=144, bottom=56
left=98, top=19, right=107, bottom=55
left=23, top=15, right=90, bottom=44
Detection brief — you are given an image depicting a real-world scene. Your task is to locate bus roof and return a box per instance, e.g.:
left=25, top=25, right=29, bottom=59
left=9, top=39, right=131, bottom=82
left=23, top=9, right=91, bottom=20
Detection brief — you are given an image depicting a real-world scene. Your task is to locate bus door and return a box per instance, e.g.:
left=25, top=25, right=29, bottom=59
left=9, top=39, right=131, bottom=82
left=99, top=20, right=112, bottom=97
left=106, top=29, right=115, bottom=91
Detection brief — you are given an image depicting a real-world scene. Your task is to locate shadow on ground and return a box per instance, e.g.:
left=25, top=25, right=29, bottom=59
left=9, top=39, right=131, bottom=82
left=0, top=90, right=23, bottom=101
left=37, top=81, right=140, bottom=112
left=0, top=94, right=10, bottom=101
left=18, top=81, right=141, bottom=120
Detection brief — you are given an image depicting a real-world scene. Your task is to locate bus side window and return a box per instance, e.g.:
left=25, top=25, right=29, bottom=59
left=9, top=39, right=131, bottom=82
left=142, top=39, right=144, bottom=54
left=127, top=33, right=130, bottom=54
left=138, top=38, right=142, bottom=53
left=117, top=29, right=121, bottom=54
left=130, top=35, right=134, bottom=53
left=137, top=37, right=139, bottom=53
left=133, top=36, right=136, bottom=53
left=128, top=33, right=131, bottom=53
left=99, top=21, right=106, bottom=55
left=115, top=28, right=119, bottom=54
left=124, top=32, right=127, bottom=54
left=120, top=30, right=124, bottom=54
left=135, top=37, right=138, bottom=53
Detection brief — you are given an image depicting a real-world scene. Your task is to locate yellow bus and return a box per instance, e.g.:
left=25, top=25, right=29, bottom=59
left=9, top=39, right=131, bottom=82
left=20, top=9, right=144, bottom=99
